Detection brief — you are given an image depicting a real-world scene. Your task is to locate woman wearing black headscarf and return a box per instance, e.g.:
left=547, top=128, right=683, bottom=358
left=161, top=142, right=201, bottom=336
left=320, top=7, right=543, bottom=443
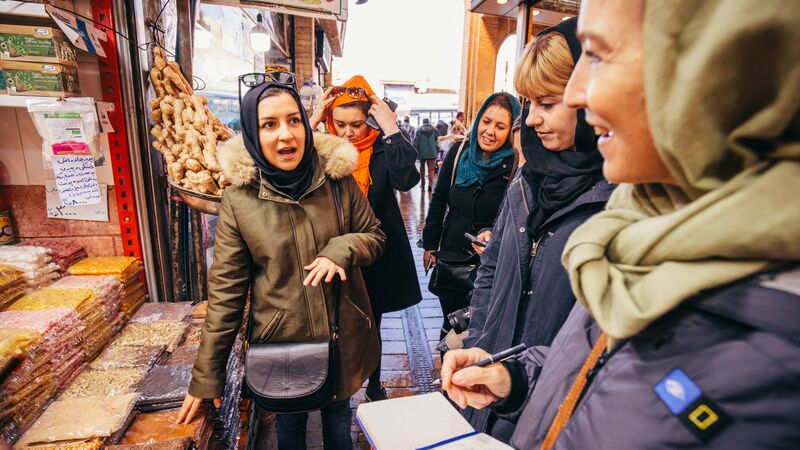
left=178, top=76, right=386, bottom=449
left=459, top=18, right=615, bottom=442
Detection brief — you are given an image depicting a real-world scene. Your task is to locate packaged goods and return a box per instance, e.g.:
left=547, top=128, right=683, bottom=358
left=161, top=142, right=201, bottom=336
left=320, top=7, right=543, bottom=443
left=136, top=364, right=192, bottom=407
left=114, top=322, right=187, bottom=352
left=0, top=69, right=6, bottom=91
left=0, top=246, right=59, bottom=290
left=2, top=61, right=79, bottom=96
left=90, top=345, right=163, bottom=371
left=105, top=437, right=192, bottom=450
left=68, top=257, right=138, bottom=278
left=164, top=345, right=197, bottom=366
left=0, top=25, right=76, bottom=65
left=14, top=394, right=139, bottom=448
left=118, top=409, right=202, bottom=446
left=26, top=98, right=102, bottom=167
left=60, top=368, right=147, bottom=400
left=130, top=302, right=192, bottom=324
left=17, top=240, right=86, bottom=272
left=0, top=210, right=14, bottom=245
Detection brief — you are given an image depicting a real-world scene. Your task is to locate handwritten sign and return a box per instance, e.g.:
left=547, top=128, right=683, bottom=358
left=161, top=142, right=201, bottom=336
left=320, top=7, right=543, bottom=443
left=51, top=154, right=102, bottom=206
left=46, top=180, right=109, bottom=222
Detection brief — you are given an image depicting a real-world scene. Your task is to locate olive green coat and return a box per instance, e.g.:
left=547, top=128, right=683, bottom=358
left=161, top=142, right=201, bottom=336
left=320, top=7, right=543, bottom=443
left=189, top=132, right=385, bottom=401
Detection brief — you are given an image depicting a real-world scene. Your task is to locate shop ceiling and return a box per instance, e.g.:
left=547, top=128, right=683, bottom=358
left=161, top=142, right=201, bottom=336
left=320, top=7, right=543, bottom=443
left=470, top=0, right=580, bottom=18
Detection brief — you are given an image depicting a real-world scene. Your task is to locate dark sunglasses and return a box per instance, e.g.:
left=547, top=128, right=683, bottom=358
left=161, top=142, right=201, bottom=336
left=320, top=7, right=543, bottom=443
left=330, top=86, right=367, bottom=100
left=238, top=71, right=296, bottom=106
left=239, top=71, right=296, bottom=88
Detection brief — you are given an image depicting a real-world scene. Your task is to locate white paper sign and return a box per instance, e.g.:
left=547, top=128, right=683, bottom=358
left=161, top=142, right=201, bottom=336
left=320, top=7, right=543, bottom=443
left=51, top=154, right=102, bottom=206
left=46, top=180, right=109, bottom=222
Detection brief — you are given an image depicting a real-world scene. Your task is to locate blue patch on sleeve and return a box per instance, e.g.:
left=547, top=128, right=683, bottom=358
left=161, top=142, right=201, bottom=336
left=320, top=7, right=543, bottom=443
left=654, top=368, right=702, bottom=414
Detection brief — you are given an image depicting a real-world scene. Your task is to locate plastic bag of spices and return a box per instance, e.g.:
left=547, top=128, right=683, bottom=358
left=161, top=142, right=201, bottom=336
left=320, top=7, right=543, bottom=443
left=26, top=97, right=103, bottom=168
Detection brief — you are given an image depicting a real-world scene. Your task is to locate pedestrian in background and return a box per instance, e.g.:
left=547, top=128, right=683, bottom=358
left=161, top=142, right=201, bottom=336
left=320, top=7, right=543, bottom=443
left=422, top=92, right=520, bottom=343
left=443, top=0, right=800, bottom=448
left=461, top=18, right=613, bottom=442
left=400, top=115, right=416, bottom=141
left=414, top=118, right=440, bottom=192
left=310, top=75, right=422, bottom=402
left=180, top=77, right=385, bottom=450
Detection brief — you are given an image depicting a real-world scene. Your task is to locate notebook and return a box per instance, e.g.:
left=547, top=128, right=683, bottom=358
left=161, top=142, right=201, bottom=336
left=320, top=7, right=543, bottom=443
left=356, top=392, right=513, bottom=450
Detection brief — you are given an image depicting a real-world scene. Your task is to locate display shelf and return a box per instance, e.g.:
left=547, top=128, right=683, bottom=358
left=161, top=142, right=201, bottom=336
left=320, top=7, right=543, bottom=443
left=0, top=94, right=66, bottom=108
left=0, top=1, right=49, bottom=18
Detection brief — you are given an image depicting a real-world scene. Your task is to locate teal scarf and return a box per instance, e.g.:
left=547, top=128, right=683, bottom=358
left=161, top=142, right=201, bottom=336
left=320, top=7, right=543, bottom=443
left=454, top=92, right=521, bottom=187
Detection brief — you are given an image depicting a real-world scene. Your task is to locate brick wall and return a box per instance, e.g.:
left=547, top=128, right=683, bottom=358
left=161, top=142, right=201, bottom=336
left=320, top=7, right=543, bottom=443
left=294, top=16, right=316, bottom=87
left=0, top=185, right=124, bottom=256
left=460, top=12, right=516, bottom=124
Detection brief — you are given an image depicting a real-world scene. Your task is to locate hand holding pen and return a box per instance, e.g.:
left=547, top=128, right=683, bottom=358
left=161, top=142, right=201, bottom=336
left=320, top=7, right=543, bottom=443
left=438, top=344, right=528, bottom=410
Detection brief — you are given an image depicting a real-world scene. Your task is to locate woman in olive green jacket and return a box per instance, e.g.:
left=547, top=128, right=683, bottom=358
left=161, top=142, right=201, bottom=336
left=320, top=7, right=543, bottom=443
left=178, top=79, right=385, bottom=449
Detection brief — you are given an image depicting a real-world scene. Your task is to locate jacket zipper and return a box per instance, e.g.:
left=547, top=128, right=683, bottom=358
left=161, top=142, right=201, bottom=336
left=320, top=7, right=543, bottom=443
left=347, top=296, right=372, bottom=330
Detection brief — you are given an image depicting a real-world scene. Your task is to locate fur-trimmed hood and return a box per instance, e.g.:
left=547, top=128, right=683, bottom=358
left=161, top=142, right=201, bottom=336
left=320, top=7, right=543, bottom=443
left=217, top=132, right=359, bottom=187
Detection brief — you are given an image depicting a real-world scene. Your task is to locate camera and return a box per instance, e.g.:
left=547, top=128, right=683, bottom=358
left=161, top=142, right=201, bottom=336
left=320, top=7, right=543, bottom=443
left=447, top=307, right=471, bottom=334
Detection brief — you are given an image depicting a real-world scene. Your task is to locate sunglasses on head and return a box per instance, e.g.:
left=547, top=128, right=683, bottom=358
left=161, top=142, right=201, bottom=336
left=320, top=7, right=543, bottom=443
left=330, top=86, right=367, bottom=100
left=239, top=71, right=296, bottom=88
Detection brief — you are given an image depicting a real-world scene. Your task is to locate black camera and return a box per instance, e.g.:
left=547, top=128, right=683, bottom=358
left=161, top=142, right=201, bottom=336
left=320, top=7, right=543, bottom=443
left=447, top=307, right=471, bottom=334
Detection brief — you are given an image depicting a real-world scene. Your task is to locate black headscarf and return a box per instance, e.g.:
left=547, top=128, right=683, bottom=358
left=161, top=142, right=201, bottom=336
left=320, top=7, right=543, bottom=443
left=240, top=81, right=315, bottom=200
left=521, top=17, right=604, bottom=240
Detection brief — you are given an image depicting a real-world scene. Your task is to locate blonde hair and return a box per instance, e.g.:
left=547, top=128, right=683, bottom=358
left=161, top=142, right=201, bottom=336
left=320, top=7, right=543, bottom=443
left=514, top=32, right=574, bottom=99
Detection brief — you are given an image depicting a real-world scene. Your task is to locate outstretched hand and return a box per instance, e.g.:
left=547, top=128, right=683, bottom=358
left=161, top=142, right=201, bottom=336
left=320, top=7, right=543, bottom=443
left=176, top=393, right=221, bottom=424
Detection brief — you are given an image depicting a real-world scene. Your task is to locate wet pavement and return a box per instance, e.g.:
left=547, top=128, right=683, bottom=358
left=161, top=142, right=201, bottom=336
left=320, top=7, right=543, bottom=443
left=256, top=169, right=443, bottom=449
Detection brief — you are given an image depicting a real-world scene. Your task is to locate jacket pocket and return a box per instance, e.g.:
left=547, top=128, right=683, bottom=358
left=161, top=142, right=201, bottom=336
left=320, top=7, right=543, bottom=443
left=255, top=310, right=284, bottom=343
left=346, top=296, right=372, bottom=331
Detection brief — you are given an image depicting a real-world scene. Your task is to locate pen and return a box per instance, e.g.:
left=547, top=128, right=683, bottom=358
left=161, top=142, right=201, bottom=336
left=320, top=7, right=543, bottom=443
left=432, top=343, right=528, bottom=385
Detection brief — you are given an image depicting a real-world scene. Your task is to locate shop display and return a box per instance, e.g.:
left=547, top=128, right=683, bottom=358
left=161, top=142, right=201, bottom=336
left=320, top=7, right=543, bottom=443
left=50, top=275, right=122, bottom=321
left=181, top=324, right=202, bottom=346
left=0, top=209, right=15, bottom=245
left=118, top=409, right=203, bottom=446
left=106, top=437, right=193, bottom=450
left=0, top=308, right=85, bottom=443
left=0, top=25, right=76, bottom=64
left=0, top=265, right=26, bottom=311
left=67, top=257, right=147, bottom=318
left=136, top=364, right=192, bottom=408
left=2, top=61, right=80, bottom=97
left=16, top=240, right=86, bottom=273
left=148, top=46, right=234, bottom=196
left=130, top=302, right=192, bottom=324
left=14, top=393, right=139, bottom=448
left=26, top=97, right=103, bottom=167
left=0, top=246, right=60, bottom=290
left=90, top=345, right=164, bottom=371
left=114, top=322, right=187, bottom=352
left=164, top=345, right=198, bottom=366
left=60, top=368, right=147, bottom=400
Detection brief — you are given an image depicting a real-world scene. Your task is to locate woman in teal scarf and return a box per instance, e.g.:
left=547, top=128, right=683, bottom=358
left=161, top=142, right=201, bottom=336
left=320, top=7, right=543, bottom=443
left=422, top=92, right=521, bottom=342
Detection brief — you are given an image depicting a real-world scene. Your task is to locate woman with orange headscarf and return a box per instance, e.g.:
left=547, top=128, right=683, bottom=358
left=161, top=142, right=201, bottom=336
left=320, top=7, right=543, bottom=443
left=310, top=75, right=422, bottom=402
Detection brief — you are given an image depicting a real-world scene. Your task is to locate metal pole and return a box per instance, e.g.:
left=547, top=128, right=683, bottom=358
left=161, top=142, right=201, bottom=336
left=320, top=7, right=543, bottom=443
left=119, top=0, right=177, bottom=302
left=516, top=0, right=531, bottom=59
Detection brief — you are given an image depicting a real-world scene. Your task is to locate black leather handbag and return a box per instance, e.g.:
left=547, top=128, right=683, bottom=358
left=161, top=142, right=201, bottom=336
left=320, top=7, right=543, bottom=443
left=428, top=249, right=480, bottom=296
left=243, top=181, right=344, bottom=413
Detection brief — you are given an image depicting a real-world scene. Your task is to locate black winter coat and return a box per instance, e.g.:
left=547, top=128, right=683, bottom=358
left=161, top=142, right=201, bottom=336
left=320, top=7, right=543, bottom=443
left=462, top=174, right=614, bottom=439
left=362, top=131, right=422, bottom=313
left=422, top=139, right=514, bottom=254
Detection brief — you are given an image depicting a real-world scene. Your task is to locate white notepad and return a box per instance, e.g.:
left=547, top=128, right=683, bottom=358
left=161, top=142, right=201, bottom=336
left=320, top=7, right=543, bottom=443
left=356, top=392, right=513, bottom=450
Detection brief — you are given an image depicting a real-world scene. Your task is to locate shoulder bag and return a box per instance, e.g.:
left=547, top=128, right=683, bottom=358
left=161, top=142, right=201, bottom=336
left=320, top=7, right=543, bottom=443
left=243, top=181, right=344, bottom=413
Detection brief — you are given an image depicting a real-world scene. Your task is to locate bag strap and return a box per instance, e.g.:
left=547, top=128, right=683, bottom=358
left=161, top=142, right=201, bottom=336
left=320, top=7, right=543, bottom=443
left=435, top=140, right=467, bottom=252
left=246, top=181, right=345, bottom=345
left=330, top=180, right=344, bottom=342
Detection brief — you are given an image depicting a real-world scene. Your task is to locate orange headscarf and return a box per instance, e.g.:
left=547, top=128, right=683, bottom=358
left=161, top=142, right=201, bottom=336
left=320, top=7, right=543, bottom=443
left=325, top=75, right=380, bottom=197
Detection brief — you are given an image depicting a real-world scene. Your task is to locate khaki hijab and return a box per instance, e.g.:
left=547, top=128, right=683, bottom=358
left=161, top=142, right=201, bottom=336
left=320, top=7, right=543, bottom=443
left=563, top=0, right=800, bottom=345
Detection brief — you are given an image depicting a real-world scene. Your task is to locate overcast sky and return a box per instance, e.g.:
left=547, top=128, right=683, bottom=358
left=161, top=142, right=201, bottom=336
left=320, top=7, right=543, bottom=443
left=332, top=0, right=466, bottom=90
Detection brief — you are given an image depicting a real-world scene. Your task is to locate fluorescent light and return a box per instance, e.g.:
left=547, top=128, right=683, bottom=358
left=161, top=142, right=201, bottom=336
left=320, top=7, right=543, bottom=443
left=497, top=0, right=508, bottom=4
left=250, top=13, right=271, bottom=52
left=533, top=9, right=541, bottom=16
left=562, top=16, right=572, bottom=21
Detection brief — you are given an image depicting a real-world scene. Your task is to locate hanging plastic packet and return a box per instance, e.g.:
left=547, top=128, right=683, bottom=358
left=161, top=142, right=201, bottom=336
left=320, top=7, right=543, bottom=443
left=26, top=97, right=104, bottom=168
